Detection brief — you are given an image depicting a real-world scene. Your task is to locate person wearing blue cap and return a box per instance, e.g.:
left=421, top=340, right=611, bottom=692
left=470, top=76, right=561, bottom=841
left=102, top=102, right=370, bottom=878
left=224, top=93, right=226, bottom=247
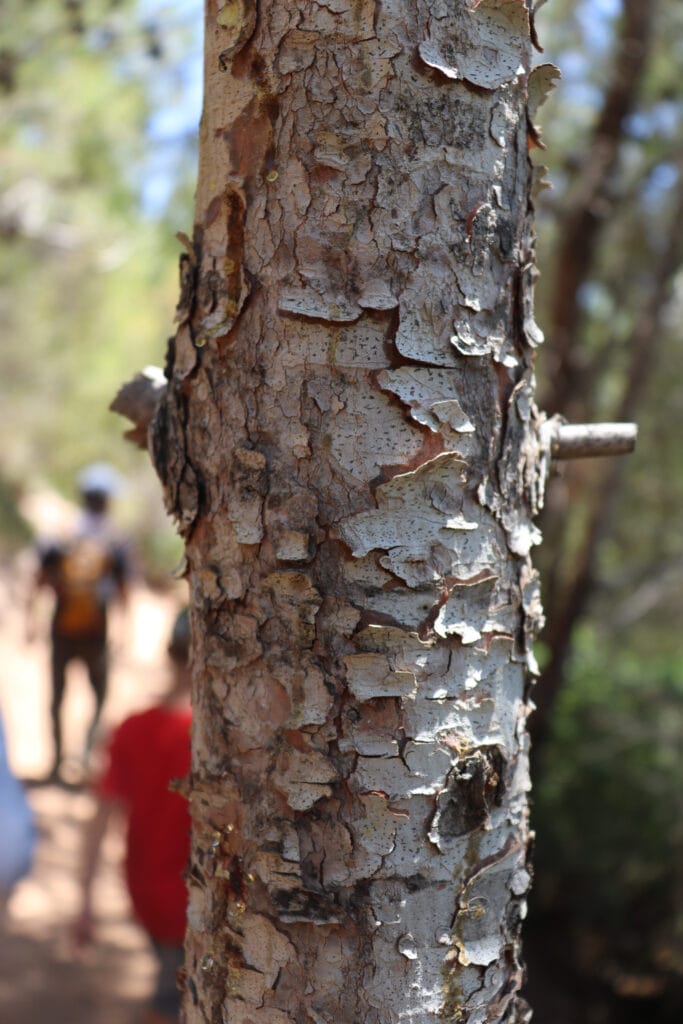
left=31, top=464, right=131, bottom=781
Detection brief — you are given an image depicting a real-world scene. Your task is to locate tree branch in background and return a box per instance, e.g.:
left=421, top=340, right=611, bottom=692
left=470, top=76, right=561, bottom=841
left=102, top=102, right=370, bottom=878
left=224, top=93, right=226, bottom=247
left=533, top=172, right=683, bottom=750
left=534, top=0, right=661, bottom=725
left=542, top=0, right=657, bottom=421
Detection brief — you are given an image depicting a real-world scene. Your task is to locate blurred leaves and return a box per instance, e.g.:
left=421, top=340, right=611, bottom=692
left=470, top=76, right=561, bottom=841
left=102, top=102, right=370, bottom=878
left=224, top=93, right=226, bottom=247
left=0, top=0, right=199, bottom=573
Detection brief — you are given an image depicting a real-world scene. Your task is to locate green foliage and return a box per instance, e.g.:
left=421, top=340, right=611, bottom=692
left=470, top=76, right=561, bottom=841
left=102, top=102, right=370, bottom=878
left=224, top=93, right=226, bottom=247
left=0, top=0, right=198, bottom=572
left=535, top=627, right=683, bottom=972
left=0, top=474, right=33, bottom=555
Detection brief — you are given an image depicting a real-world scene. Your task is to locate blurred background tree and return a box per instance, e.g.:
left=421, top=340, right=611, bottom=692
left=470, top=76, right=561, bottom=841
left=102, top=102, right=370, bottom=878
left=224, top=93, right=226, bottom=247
left=528, top=1, right=683, bottom=1021
left=0, top=1, right=681, bottom=1020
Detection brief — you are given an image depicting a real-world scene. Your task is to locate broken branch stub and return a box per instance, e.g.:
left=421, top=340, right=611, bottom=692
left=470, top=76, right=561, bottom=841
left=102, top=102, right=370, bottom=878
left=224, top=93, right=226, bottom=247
left=110, top=365, right=167, bottom=449
left=546, top=422, right=638, bottom=460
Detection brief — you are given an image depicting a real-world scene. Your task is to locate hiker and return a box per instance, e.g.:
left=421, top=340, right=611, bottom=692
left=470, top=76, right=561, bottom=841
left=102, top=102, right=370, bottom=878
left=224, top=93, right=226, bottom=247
left=29, top=463, right=130, bottom=780
left=0, top=709, right=35, bottom=924
left=73, top=608, right=192, bottom=1024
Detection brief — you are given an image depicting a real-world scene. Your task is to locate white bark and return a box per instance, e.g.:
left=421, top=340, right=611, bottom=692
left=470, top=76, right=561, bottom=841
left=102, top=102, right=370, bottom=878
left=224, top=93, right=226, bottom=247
left=152, top=2, right=551, bottom=1022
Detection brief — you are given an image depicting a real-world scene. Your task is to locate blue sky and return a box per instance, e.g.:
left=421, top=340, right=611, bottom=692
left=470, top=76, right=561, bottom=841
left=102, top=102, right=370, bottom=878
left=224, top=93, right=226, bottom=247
left=137, top=0, right=204, bottom=213
left=135, top=0, right=629, bottom=214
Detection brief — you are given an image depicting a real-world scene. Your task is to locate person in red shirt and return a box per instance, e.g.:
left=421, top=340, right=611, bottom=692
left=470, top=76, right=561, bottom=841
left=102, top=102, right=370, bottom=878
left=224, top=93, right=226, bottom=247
left=74, top=608, right=191, bottom=1024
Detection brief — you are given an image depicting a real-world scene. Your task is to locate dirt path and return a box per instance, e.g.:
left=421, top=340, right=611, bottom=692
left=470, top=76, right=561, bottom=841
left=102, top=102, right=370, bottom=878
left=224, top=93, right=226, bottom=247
left=0, top=565, right=185, bottom=1024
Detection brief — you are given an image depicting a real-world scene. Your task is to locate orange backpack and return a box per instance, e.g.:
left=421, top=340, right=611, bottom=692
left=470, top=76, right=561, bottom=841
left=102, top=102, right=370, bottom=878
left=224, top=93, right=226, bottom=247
left=53, top=536, right=114, bottom=636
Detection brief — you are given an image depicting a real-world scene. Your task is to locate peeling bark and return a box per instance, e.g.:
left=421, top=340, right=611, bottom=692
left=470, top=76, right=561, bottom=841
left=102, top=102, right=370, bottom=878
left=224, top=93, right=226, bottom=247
left=156, top=2, right=550, bottom=1022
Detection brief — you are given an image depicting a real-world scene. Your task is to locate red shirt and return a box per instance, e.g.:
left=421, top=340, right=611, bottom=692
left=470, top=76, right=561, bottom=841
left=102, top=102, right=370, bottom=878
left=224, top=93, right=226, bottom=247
left=97, top=705, right=192, bottom=944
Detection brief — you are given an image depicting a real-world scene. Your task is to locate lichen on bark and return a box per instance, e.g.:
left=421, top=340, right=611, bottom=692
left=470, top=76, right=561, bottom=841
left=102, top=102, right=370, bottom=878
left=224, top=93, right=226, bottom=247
left=153, top=2, right=553, bottom=1022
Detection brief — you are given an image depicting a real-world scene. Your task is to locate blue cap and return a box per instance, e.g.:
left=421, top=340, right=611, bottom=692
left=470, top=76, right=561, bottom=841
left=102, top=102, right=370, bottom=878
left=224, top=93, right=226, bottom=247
left=77, top=462, right=124, bottom=496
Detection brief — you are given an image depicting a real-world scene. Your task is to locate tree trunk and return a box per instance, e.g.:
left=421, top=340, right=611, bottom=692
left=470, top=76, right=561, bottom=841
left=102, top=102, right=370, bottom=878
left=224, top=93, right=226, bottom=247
left=153, top=3, right=548, bottom=1022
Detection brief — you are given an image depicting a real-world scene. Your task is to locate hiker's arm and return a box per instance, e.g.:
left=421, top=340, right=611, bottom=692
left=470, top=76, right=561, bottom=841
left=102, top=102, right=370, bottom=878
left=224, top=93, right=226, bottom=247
left=25, top=554, right=54, bottom=644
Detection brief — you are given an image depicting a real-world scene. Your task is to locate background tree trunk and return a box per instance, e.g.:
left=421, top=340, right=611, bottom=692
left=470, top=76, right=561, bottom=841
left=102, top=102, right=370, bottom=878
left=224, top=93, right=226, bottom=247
left=153, top=3, right=548, bottom=1022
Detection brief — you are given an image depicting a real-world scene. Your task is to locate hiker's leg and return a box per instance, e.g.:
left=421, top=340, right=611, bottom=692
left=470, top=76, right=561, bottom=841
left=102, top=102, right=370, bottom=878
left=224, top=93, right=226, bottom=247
left=49, top=637, right=69, bottom=776
left=83, top=640, right=108, bottom=759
